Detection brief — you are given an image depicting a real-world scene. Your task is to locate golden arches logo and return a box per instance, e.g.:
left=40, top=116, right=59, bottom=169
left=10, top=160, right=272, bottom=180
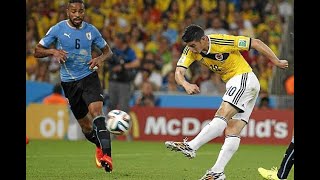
left=129, top=111, right=140, bottom=138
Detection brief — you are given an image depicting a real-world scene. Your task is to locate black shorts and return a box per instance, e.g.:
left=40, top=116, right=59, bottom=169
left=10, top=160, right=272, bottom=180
left=61, top=72, right=104, bottom=119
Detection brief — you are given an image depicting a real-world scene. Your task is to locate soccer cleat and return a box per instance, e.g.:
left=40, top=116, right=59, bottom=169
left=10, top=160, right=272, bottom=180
left=100, top=154, right=113, bottom=172
left=199, top=170, right=226, bottom=180
left=95, top=147, right=103, bottom=168
left=164, top=138, right=196, bottom=159
left=258, top=167, right=285, bottom=180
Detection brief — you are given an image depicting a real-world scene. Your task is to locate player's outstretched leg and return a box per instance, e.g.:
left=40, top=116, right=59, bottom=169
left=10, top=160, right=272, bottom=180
left=83, top=129, right=104, bottom=168
left=199, top=170, right=226, bottom=180
left=164, top=138, right=196, bottom=159
left=93, top=115, right=113, bottom=172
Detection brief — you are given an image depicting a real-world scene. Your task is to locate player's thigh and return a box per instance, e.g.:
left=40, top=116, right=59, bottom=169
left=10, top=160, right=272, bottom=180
left=216, top=101, right=239, bottom=120
left=223, top=72, right=259, bottom=115
left=82, top=72, right=104, bottom=105
left=232, top=92, right=259, bottom=123
left=61, top=81, right=88, bottom=119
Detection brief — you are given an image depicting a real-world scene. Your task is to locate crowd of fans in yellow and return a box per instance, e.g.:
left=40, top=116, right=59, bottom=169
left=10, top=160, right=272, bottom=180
left=26, top=0, right=293, bottom=100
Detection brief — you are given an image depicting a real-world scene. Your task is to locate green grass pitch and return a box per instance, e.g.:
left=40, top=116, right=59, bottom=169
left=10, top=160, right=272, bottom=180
left=26, top=140, right=294, bottom=180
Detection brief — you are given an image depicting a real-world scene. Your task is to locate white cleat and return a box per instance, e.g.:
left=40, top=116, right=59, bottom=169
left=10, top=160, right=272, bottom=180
left=164, top=138, right=196, bottom=159
left=199, top=170, right=226, bottom=180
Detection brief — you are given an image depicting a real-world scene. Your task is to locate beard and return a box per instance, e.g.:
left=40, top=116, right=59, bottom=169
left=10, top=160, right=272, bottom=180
left=70, top=18, right=83, bottom=28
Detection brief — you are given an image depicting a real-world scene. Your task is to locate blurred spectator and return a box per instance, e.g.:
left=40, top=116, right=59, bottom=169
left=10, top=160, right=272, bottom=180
left=26, top=44, right=38, bottom=81
left=161, top=17, right=178, bottom=45
left=255, top=90, right=272, bottom=110
left=257, top=96, right=271, bottom=110
left=160, top=70, right=184, bottom=93
left=216, top=0, right=231, bottom=28
left=285, top=74, right=294, bottom=95
left=35, top=61, right=50, bottom=82
left=135, top=81, right=157, bottom=107
left=229, top=11, right=255, bottom=37
left=107, top=32, right=140, bottom=114
left=134, top=51, right=163, bottom=91
left=48, top=59, right=61, bottom=84
left=277, top=0, right=293, bottom=23
left=31, top=1, right=51, bottom=39
left=161, top=44, right=180, bottom=76
left=156, top=36, right=172, bottom=68
left=86, top=0, right=106, bottom=30
left=128, top=25, right=145, bottom=60
left=187, top=6, right=206, bottom=28
left=200, top=72, right=225, bottom=95
left=252, top=54, right=273, bottom=93
left=26, top=16, right=40, bottom=48
left=101, top=26, right=114, bottom=48
left=204, top=17, right=228, bottom=35
left=161, top=0, right=185, bottom=30
left=192, top=63, right=211, bottom=87
left=43, top=83, right=68, bottom=105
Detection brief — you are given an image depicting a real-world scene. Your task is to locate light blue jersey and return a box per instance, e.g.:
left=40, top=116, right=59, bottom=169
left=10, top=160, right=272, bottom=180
left=39, top=20, right=107, bottom=82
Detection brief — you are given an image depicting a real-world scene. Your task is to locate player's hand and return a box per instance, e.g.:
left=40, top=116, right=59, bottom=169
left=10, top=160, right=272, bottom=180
left=88, top=57, right=103, bottom=70
left=52, top=49, right=68, bottom=63
left=184, top=83, right=200, bottom=95
left=276, top=60, right=289, bottom=69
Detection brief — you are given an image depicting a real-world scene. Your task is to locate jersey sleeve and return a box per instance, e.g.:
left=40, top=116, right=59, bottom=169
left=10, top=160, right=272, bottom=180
left=176, top=46, right=196, bottom=69
left=39, top=25, right=59, bottom=48
left=210, top=34, right=251, bottom=52
left=233, top=35, right=251, bottom=51
left=91, top=25, right=107, bottom=49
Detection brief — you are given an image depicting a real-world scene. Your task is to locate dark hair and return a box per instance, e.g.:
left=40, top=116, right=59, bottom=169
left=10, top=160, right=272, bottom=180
left=182, top=24, right=205, bottom=43
left=69, top=0, right=84, bottom=3
left=259, top=97, right=270, bottom=107
left=115, top=32, right=127, bottom=43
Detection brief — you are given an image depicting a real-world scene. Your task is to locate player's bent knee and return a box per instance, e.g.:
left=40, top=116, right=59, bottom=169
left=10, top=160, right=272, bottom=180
left=224, top=126, right=242, bottom=136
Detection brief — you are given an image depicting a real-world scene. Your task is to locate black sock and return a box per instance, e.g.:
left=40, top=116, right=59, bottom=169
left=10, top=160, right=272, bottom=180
left=83, top=129, right=100, bottom=147
left=277, top=142, right=294, bottom=179
left=93, top=116, right=112, bottom=157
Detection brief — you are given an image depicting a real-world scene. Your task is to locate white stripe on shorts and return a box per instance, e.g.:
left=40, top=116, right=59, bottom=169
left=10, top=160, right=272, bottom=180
left=232, top=72, right=248, bottom=105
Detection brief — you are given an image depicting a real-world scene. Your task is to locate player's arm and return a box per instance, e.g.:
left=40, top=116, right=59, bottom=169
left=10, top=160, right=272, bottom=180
left=99, top=44, right=113, bottom=62
left=175, top=66, right=200, bottom=95
left=176, top=47, right=200, bottom=95
left=88, top=44, right=113, bottom=70
left=88, top=26, right=114, bottom=69
left=250, top=38, right=288, bottom=69
left=34, top=44, right=68, bottom=63
left=34, top=26, right=68, bottom=63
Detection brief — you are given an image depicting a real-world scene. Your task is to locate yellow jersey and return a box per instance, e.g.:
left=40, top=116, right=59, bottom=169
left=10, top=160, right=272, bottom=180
left=177, top=34, right=252, bottom=82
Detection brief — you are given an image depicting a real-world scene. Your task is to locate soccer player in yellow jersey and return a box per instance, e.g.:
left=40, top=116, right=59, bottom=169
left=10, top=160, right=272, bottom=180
left=164, top=24, right=288, bottom=180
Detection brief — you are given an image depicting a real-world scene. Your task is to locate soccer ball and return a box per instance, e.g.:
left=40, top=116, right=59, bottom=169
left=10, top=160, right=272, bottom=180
left=106, top=110, right=131, bottom=135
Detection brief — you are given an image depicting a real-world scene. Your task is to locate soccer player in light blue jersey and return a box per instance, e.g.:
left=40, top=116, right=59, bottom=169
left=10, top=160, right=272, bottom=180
left=34, top=0, right=114, bottom=173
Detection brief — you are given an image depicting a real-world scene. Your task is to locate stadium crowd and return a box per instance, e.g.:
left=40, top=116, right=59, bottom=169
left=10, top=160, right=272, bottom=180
left=26, top=0, right=293, bottom=102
